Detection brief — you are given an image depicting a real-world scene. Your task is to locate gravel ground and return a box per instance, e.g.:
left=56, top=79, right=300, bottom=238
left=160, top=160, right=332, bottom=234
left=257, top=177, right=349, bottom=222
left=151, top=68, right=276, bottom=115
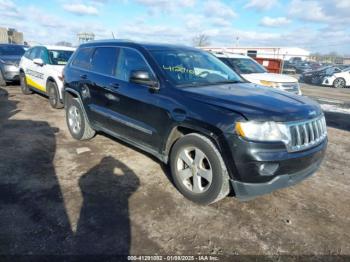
left=0, top=85, right=349, bottom=258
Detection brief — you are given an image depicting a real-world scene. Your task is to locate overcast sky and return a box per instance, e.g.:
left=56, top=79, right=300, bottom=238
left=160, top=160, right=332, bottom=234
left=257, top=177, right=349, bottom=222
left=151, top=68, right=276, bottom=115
left=0, top=0, right=349, bottom=54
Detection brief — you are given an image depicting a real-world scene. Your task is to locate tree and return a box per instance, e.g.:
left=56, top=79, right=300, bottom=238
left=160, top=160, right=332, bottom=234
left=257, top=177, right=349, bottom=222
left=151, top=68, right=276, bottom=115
left=192, top=34, right=211, bottom=47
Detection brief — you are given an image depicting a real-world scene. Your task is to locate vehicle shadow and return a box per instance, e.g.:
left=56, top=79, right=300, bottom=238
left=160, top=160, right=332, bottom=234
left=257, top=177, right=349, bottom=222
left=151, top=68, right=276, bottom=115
left=0, top=87, right=71, bottom=254
left=0, top=87, right=139, bottom=256
left=74, top=156, right=140, bottom=255
left=100, top=132, right=176, bottom=187
left=324, top=111, right=350, bottom=132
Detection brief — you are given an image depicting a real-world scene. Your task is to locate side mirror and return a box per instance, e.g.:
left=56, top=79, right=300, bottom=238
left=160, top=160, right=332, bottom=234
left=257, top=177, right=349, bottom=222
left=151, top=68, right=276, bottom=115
left=33, top=58, right=44, bottom=66
left=129, top=70, right=159, bottom=91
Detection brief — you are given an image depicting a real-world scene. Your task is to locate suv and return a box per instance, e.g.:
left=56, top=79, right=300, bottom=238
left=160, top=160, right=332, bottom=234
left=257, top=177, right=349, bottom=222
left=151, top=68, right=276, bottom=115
left=0, top=44, right=26, bottom=86
left=211, top=52, right=302, bottom=95
left=63, top=40, right=327, bottom=205
left=19, top=45, right=75, bottom=108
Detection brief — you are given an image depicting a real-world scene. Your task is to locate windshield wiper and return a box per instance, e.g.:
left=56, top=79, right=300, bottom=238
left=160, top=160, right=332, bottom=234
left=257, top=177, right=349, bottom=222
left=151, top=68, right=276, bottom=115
left=208, top=80, right=244, bottom=85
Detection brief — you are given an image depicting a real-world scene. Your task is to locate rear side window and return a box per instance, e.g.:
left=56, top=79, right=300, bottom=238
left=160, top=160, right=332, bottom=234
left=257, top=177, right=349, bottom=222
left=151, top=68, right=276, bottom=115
left=72, top=47, right=93, bottom=70
left=91, top=47, right=118, bottom=76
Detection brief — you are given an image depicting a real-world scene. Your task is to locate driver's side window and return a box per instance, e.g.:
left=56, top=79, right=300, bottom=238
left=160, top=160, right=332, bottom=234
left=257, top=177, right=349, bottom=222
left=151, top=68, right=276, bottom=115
left=115, top=48, right=152, bottom=82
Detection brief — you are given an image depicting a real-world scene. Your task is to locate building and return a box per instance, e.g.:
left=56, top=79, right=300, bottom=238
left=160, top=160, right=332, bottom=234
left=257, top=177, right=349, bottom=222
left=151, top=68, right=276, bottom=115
left=0, top=27, right=8, bottom=43
left=202, top=46, right=310, bottom=61
left=342, top=57, right=350, bottom=65
left=77, top=32, right=95, bottom=44
left=0, top=27, right=24, bottom=44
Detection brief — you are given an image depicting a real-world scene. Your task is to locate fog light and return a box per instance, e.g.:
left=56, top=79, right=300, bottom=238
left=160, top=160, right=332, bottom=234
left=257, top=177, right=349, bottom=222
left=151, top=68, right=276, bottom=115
left=259, top=163, right=279, bottom=176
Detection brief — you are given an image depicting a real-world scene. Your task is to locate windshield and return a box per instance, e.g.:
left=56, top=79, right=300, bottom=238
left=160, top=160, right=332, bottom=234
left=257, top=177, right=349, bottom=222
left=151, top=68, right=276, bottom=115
left=150, top=50, right=243, bottom=87
left=48, top=50, right=74, bottom=65
left=224, top=58, right=267, bottom=74
left=0, top=45, right=25, bottom=56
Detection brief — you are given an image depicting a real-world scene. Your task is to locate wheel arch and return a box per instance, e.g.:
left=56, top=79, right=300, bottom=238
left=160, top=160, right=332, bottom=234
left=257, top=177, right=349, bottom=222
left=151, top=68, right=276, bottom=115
left=163, top=123, right=238, bottom=183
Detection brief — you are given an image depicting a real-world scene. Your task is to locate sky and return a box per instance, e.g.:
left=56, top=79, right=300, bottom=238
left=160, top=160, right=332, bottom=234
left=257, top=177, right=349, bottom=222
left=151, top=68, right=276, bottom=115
left=0, top=0, right=349, bottom=54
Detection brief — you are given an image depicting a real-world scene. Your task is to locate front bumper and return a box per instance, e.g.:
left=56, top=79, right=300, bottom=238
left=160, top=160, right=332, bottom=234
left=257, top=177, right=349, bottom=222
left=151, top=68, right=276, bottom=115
left=224, top=134, right=327, bottom=200
left=1, top=65, right=20, bottom=81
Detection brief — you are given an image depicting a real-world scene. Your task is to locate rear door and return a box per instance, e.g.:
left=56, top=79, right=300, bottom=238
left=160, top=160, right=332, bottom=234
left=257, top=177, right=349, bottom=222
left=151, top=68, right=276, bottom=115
left=82, top=46, right=121, bottom=131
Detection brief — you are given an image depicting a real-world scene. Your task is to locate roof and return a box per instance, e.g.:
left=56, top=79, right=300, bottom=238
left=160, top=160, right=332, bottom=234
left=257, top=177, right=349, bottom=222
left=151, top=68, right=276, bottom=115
left=42, top=45, right=76, bottom=51
left=29, top=45, right=76, bottom=51
left=80, top=39, right=198, bottom=51
left=210, top=51, right=250, bottom=59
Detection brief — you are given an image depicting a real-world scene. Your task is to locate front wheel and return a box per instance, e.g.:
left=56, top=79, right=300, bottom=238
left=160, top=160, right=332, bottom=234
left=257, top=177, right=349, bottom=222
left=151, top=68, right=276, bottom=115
left=65, top=95, right=95, bottom=140
left=170, top=133, right=230, bottom=205
left=333, top=78, right=346, bottom=88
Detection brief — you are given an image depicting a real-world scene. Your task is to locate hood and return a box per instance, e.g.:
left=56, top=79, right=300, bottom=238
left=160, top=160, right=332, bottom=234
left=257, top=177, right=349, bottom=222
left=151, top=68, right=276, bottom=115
left=0, top=55, right=21, bottom=65
left=242, top=73, right=298, bottom=85
left=183, top=83, right=322, bottom=122
left=51, top=64, right=65, bottom=74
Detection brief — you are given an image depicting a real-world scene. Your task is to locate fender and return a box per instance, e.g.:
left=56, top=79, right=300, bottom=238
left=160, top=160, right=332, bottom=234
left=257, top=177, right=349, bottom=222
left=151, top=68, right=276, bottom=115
left=64, top=87, right=93, bottom=128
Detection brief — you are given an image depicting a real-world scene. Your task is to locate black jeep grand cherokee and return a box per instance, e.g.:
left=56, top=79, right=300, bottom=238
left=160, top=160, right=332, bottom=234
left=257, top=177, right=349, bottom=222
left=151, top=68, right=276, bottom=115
left=63, top=40, right=327, bottom=205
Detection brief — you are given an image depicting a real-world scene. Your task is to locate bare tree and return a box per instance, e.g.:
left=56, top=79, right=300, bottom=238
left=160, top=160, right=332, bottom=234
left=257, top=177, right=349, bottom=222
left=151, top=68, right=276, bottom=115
left=192, top=34, right=211, bottom=47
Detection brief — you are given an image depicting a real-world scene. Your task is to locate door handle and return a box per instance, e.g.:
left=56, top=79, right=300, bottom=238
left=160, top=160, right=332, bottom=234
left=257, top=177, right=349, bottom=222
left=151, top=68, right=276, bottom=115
left=109, top=82, right=119, bottom=88
left=80, top=74, right=87, bottom=79
left=105, top=93, right=119, bottom=101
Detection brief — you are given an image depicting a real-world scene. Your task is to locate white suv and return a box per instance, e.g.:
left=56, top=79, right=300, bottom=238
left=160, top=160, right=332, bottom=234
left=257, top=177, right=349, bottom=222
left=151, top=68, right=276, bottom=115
left=19, top=45, right=75, bottom=108
left=212, top=52, right=302, bottom=95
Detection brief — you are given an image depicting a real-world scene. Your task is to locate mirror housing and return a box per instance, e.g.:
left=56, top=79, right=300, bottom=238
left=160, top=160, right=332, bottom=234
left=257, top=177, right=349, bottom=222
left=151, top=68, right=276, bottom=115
left=130, top=70, right=159, bottom=91
left=33, top=58, right=44, bottom=66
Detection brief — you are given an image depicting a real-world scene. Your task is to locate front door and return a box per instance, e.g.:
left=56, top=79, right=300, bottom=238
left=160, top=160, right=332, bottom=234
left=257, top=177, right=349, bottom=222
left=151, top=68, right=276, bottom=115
left=106, top=47, right=169, bottom=151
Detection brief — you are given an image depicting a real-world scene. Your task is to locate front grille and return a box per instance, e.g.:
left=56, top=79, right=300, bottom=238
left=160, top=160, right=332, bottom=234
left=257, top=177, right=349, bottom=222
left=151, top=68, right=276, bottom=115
left=280, top=82, right=300, bottom=94
left=287, top=116, right=327, bottom=152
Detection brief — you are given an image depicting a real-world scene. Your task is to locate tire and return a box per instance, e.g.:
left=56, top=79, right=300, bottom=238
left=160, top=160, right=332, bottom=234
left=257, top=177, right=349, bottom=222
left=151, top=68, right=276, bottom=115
left=20, top=72, right=32, bottom=95
left=169, top=133, right=230, bottom=205
left=0, top=70, right=7, bottom=87
left=47, top=81, right=64, bottom=109
left=333, top=78, right=346, bottom=88
left=65, top=95, right=95, bottom=140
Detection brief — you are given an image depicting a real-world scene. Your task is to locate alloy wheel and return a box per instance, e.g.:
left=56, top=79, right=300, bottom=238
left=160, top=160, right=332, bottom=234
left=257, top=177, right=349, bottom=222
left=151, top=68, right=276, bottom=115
left=176, top=147, right=213, bottom=193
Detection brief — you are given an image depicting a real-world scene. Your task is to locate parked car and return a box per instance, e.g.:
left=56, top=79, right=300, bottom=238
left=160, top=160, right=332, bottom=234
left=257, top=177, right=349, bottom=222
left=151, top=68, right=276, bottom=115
left=19, top=45, right=75, bottom=108
left=322, top=67, right=350, bottom=88
left=63, top=40, right=327, bottom=205
left=282, top=61, right=296, bottom=75
left=300, top=66, right=342, bottom=85
left=0, top=44, right=26, bottom=86
left=212, top=52, right=302, bottom=95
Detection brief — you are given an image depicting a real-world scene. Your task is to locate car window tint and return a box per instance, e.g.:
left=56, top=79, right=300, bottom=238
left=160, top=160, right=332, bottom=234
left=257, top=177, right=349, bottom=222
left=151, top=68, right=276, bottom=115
left=91, top=47, right=117, bottom=76
left=24, top=48, right=32, bottom=59
left=30, top=47, right=40, bottom=60
left=115, top=48, right=151, bottom=82
left=39, top=48, right=50, bottom=64
left=72, top=47, right=93, bottom=70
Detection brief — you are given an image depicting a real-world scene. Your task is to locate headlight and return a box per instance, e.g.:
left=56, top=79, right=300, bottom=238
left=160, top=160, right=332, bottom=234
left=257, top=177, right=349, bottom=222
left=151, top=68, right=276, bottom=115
left=235, top=121, right=291, bottom=143
left=259, top=80, right=280, bottom=88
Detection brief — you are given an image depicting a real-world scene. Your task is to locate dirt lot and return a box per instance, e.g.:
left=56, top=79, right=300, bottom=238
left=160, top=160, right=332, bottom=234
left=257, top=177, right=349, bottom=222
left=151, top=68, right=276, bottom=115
left=0, top=84, right=350, bottom=257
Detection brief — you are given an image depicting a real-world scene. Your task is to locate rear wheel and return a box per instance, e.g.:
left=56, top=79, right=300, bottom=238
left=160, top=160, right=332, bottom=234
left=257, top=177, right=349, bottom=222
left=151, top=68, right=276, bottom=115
left=48, top=81, right=64, bottom=109
left=170, top=133, right=230, bottom=205
left=0, top=70, right=7, bottom=87
left=65, top=95, right=95, bottom=140
left=20, top=72, right=32, bottom=95
left=333, top=78, right=346, bottom=88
